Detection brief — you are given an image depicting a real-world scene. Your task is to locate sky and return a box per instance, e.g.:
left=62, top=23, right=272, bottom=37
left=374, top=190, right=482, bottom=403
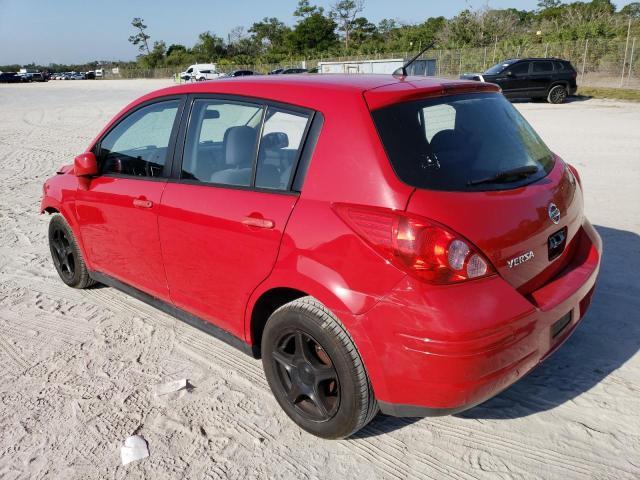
left=0, top=0, right=635, bottom=65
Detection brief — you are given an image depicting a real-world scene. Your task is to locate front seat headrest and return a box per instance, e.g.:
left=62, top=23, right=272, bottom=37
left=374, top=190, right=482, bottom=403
left=223, top=126, right=257, bottom=167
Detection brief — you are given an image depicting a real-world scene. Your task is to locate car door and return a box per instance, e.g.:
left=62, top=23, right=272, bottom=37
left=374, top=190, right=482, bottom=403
left=530, top=60, right=555, bottom=97
left=75, top=98, right=184, bottom=300
left=495, top=61, right=531, bottom=96
left=158, top=97, right=312, bottom=338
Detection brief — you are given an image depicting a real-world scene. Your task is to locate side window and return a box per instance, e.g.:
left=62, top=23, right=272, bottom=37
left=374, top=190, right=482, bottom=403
left=533, top=61, right=554, bottom=73
left=510, top=62, right=530, bottom=75
left=99, top=100, right=179, bottom=177
left=182, top=99, right=264, bottom=186
left=421, top=104, right=456, bottom=142
left=255, top=108, right=310, bottom=190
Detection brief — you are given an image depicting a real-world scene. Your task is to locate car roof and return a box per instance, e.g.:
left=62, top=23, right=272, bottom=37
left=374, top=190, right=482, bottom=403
left=508, top=58, right=569, bottom=62
left=138, top=74, right=499, bottom=111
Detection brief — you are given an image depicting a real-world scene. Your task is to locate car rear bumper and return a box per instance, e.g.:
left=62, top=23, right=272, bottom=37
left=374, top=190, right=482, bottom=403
left=352, top=219, right=602, bottom=416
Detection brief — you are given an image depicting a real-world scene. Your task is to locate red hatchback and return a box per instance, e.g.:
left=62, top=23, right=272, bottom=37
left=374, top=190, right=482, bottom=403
left=41, top=75, right=601, bottom=438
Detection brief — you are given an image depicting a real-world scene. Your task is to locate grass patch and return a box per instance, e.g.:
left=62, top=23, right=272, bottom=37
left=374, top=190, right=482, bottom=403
left=577, top=86, right=640, bottom=102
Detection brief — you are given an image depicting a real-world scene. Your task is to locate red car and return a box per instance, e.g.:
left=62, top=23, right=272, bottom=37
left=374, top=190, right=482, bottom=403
left=41, top=75, right=601, bottom=439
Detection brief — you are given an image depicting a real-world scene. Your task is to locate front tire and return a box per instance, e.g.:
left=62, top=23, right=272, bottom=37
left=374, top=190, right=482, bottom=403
left=48, top=214, right=95, bottom=289
left=547, top=85, right=568, bottom=104
left=261, top=297, right=378, bottom=439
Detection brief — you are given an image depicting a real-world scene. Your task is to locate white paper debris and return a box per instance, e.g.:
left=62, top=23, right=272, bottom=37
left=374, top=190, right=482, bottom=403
left=154, top=378, right=188, bottom=397
left=121, top=435, right=149, bottom=465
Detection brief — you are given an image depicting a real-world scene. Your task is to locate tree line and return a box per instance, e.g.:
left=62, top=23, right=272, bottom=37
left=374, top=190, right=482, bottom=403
left=130, top=0, right=640, bottom=69
left=2, top=0, right=638, bottom=73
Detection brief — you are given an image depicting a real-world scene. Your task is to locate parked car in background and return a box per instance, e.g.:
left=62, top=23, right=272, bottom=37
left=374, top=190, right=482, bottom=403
left=95, top=69, right=103, bottom=79
left=29, top=73, right=48, bottom=82
left=221, top=70, right=257, bottom=78
left=460, top=58, right=577, bottom=104
left=85, top=71, right=96, bottom=80
left=42, top=74, right=601, bottom=439
left=0, top=72, right=23, bottom=83
left=269, top=67, right=307, bottom=75
left=281, top=68, right=308, bottom=74
left=180, top=64, right=223, bottom=81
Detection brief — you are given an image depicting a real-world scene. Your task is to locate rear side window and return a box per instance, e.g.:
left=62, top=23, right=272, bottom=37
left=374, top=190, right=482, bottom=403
left=255, top=108, right=310, bottom=190
left=182, top=99, right=265, bottom=186
left=371, top=93, right=554, bottom=192
left=533, top=61, right=554, bottom=73
left=99, top=100, right=180, bottom=177
left=510, top=62, right=530, bottom=75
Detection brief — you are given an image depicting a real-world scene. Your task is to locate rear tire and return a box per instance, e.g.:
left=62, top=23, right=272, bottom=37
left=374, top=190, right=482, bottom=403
left=547, top=85, right=568, bottom=104
left=261, top=296, right=378, bottom=439
left=48, top=214, right=95, bottom=289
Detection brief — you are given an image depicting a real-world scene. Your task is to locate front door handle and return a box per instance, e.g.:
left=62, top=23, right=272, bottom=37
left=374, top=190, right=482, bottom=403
left=242, top=216, right=275, bottom=229
left=133, top=198, right=153, bottom=209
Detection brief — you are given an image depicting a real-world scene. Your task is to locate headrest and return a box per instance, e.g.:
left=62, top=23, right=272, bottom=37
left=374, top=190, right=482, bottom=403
left=223, top=126, right=257, bottom=167
left=261, top=132, right=289, bottom=150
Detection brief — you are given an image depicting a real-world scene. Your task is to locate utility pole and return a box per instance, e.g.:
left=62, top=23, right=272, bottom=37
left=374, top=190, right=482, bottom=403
left=621, top=17, right=632, bottom=87
left=628, top=37, right=636, bottom=85
left=581, top=39, right=588, bottom=84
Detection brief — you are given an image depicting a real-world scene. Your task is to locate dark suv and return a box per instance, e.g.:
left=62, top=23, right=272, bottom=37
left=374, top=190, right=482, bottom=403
left=460, top=58, right=577, bottom=104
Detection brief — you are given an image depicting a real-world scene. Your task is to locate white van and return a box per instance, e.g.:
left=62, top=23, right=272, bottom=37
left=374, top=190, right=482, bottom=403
left=180, top=64, right=222, bottom=82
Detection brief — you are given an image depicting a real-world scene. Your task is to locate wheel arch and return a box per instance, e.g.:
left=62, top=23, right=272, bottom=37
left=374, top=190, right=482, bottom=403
left=548, top=80, right=569, bottom=92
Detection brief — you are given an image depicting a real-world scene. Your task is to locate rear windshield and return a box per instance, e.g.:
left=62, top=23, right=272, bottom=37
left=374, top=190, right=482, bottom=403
left=371, top=93, right=555, bottom=191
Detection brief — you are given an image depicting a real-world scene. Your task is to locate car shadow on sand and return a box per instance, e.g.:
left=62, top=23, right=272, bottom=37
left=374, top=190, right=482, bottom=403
left=355, top=225, right=640, bottom=437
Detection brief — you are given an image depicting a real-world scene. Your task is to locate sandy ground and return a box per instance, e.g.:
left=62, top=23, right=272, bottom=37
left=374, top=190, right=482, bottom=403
left=0, top=79, right=639, bottom=480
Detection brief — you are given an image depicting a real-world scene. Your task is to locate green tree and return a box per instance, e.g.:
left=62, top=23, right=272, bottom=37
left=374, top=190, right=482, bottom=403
left=249, top=17, right=290, bottom=52
left=128, top=17, right=151, bottom=55
left=331, top=0, right=365, bottom=49
left=192, top=31, right=226, bottom=61
left=166, top=44, right=188, bottom=57
left=620, top=2, right=640, bottom=17
left=287, top=13, right=339, bottom=54
left=294, top=0, right=324, bottom=18
left=349, top=17, right=380, bottom=48
left=141, top=41, right=166, bottom=68
left=537, top=0, right=561, bottom=10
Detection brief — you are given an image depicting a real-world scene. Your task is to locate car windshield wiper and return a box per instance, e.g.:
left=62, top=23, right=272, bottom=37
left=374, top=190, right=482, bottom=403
left=467, top=165, right=539, bottom=186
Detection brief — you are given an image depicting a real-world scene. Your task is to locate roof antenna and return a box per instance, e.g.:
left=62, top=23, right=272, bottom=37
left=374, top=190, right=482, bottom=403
left=394, top=41, right=436, bottom=77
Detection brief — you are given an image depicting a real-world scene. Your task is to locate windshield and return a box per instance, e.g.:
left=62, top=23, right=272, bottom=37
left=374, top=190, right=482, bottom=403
left=371, top=93, right=555, bottom=191
left=484, top=61, right=515, bottom=75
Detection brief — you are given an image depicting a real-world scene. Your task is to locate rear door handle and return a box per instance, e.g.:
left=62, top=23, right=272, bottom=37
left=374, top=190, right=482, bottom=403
left=242, top=216, right=275, bottom=229
left=133, top=198, right=153, bottom=209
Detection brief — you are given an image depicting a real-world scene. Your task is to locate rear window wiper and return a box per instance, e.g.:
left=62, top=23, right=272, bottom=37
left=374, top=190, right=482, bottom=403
left=467, top=165, right=539, bottom=186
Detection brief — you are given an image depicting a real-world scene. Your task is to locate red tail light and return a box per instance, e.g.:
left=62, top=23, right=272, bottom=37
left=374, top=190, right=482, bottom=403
left=333, top=204, right=495, bottom=284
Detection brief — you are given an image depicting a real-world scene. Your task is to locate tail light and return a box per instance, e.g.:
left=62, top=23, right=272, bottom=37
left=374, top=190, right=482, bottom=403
left=333, top=204, right=495, bottom=284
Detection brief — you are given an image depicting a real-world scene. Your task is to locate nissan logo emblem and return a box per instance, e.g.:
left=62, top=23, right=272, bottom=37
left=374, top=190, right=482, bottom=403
left=548, top=203, right=561, bottom=224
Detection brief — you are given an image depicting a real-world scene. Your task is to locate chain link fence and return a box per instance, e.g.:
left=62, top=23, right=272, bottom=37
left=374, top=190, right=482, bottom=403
left=109, top=37, right=639, bottom=89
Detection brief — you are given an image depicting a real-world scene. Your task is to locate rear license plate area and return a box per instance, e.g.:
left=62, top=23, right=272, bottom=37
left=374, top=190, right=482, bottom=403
left=551, top=312, right=572, bottom=339
left=548, top=227, right=568, bottom=261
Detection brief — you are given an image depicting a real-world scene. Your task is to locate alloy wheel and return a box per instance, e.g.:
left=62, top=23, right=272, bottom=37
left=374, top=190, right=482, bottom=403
left=272, top=330, right=340, bottom=422
left=50, top=227, right=75, bottom=281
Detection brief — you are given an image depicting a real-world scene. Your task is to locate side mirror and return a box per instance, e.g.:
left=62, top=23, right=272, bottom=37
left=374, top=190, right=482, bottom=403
left=74, top=152, right=98, bottom=177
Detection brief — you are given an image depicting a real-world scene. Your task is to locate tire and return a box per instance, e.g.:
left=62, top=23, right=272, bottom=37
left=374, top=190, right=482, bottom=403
left=261, top=296, right=378, bottom=439
left=547, top=84, right=568, bottom=104
left=48, top=214, right=95, bottom=289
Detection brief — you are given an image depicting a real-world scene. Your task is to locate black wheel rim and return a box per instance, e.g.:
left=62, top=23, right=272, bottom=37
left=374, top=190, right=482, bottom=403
left=272, top=331, right=340, bottom=422
left=51, top=227, right=75, bottom=281
left=552, top=87, right=566, bottom=103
